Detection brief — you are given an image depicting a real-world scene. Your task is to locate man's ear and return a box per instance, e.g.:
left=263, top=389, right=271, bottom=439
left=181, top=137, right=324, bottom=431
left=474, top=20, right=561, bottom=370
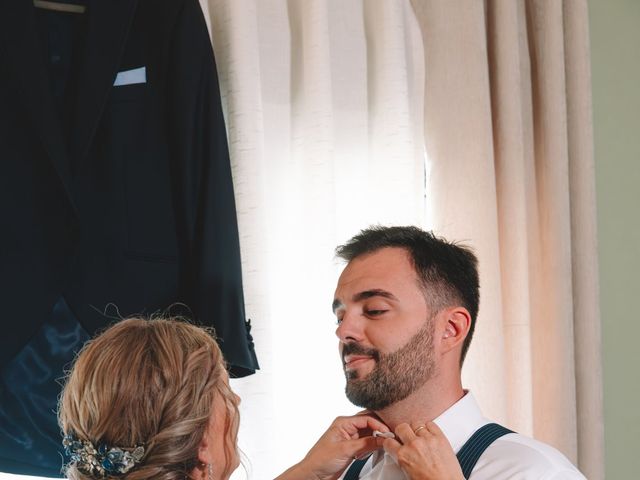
left=440, top=307, right=471, bottom=354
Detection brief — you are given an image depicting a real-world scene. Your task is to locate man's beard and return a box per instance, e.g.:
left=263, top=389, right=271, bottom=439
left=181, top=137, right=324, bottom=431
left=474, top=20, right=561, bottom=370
left=342, top=319, right=436, bottom=411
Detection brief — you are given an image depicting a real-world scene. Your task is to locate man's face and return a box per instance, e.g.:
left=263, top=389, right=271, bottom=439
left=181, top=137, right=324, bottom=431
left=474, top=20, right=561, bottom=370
left=333, top=247, right=437, bottom=410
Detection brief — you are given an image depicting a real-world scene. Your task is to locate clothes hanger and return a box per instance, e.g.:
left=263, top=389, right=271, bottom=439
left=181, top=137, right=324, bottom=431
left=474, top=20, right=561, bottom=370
left=33, top=0, right=86, bottom=14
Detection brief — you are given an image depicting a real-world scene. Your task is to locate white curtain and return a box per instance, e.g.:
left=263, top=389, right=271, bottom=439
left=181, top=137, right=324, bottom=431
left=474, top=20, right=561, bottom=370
left=203, top=1, right=427, bottom=477
left=410, top=1, right=603, bottom=477
left=201, top=1, right=604, bottom=479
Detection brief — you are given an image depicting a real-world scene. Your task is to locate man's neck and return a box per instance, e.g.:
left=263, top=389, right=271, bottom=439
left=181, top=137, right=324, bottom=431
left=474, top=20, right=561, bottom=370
left=374, top=379, right=465, bottom=431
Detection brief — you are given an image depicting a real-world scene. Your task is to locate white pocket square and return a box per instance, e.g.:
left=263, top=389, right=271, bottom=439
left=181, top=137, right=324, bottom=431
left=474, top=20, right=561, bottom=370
left=113, top=67, right=146, bottom=86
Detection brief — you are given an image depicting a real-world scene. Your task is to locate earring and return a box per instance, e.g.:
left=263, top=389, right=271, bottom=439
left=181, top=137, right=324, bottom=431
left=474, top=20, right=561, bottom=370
left=207, top=463, right=213, bottom=480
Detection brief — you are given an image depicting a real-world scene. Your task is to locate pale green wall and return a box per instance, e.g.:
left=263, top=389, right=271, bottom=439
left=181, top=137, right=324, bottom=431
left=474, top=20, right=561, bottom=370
left=589, top=1, right=640, bottom=478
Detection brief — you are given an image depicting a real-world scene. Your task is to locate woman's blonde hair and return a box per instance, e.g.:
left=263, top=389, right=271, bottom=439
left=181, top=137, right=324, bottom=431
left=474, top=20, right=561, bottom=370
left=58, top=317, right=239, bottom=480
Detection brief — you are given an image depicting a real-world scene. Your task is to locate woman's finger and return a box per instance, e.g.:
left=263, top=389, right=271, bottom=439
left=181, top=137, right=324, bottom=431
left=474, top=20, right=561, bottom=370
left=411, top=422, right=428, bottom=437
left=425, top=421, right=443, bottom=436
left=340, top=414, right=390, bottom=436
left=393, top=423, right=415, bottom=444
left=343, top=436, right=380, bottom=460
left=381, top=438, right=402, bottom=460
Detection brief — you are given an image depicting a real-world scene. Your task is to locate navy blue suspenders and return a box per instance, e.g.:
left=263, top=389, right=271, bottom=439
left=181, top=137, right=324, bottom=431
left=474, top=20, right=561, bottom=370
left=343, top=423, right=514, bottom=480
left=343, top=458, right=371, bottom=480
left=456, top=423, right=513, bottom=477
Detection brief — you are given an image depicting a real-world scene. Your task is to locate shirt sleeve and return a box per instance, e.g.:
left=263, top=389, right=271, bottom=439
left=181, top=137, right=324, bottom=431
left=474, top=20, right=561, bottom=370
left=543, top=468, right=588, bottom=480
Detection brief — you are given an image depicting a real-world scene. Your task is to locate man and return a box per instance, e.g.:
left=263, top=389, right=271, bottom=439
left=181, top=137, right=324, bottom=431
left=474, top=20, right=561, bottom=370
left=332, top=226, right=586, bottom=479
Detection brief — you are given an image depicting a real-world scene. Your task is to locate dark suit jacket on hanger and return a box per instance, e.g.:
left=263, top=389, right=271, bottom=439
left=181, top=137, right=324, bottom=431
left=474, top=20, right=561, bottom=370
left=0, top=0, right=258, bottom=474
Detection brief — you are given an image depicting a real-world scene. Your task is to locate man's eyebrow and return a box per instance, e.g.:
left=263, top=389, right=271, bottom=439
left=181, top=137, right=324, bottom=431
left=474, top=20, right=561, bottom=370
left=332, top=289, right=398, bottom=313
left=353, top=289, right=398, bottom=303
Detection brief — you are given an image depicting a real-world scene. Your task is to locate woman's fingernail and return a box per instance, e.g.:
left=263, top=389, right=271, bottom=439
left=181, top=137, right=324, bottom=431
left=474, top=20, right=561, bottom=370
left=373, top=430, right=395, bottom=439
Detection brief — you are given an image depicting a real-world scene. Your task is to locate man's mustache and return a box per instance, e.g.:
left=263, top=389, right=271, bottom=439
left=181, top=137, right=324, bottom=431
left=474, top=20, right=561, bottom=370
left=342, top=342, right=381, bottom=364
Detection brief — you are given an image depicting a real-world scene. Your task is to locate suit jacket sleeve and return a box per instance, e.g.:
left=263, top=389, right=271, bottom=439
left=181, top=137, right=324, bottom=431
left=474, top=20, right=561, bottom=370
left=167, top=0, right=258, bottom=376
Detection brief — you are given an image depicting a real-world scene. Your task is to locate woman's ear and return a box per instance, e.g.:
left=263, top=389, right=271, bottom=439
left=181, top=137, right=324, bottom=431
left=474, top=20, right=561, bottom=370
left=197, top=423, right=212, bottom=465
left=440, top=307, right=471, bottom=354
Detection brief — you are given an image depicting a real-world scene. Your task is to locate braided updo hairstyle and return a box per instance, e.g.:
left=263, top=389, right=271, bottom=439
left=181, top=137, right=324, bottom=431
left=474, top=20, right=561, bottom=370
left=58, top=317, right=240, bottom=480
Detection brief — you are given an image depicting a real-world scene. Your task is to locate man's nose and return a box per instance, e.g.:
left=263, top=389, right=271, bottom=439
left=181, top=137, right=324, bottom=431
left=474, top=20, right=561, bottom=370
left=335, top=310, right=364, bottom=343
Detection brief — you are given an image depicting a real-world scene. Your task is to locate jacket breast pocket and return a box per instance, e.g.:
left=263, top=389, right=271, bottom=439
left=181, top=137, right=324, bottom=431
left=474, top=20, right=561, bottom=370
left=109, top=83, right=147, bottom=103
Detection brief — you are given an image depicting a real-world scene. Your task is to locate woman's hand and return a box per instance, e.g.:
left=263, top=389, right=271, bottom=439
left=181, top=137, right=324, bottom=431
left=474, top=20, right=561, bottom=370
left=276, top=412, right=390, bottom=480
left=381, top=422, right=464, bottom=480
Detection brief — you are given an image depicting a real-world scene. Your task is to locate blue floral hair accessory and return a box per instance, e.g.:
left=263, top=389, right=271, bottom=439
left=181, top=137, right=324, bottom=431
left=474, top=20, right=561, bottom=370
left=63, top=432, right=145, bottom=478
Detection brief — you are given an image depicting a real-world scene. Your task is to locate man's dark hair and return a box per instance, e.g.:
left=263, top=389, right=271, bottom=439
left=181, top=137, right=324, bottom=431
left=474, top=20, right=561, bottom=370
left=335, top=225, right=479, bottom=365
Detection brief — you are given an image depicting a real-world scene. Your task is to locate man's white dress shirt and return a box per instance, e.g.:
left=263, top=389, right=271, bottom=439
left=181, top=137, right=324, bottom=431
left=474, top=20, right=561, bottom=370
left=341, top=392, right=586, bottom=479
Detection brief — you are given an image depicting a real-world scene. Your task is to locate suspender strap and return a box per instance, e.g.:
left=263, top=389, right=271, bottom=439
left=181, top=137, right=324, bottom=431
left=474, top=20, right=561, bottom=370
left=343, top=456, right=370, bottom=480
left=456, top=423, right=513, bottom=479
left=342, top=423, right=513, bottom=480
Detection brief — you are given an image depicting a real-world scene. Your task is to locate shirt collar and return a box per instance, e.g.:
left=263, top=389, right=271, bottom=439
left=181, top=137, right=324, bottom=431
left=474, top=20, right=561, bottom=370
left=432, top=391, right=490, bottom=453
left=369, top=391, right=490, bottom=470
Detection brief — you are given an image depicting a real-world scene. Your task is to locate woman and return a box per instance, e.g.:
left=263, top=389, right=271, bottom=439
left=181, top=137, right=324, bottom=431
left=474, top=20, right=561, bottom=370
left=59, top=317, right=462, bottom=479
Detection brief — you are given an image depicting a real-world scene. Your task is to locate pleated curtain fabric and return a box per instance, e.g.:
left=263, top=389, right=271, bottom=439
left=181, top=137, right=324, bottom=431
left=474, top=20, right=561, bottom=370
left=202, top=1, right=603, bottom=478
left=410, top=2, right=603, bottom=478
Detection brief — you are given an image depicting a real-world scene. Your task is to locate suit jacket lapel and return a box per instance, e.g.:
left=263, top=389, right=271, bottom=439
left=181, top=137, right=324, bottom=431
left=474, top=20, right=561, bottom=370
left=1, top=0, right=77, bottom=216
left=72, top=0, right=138, bottom=163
